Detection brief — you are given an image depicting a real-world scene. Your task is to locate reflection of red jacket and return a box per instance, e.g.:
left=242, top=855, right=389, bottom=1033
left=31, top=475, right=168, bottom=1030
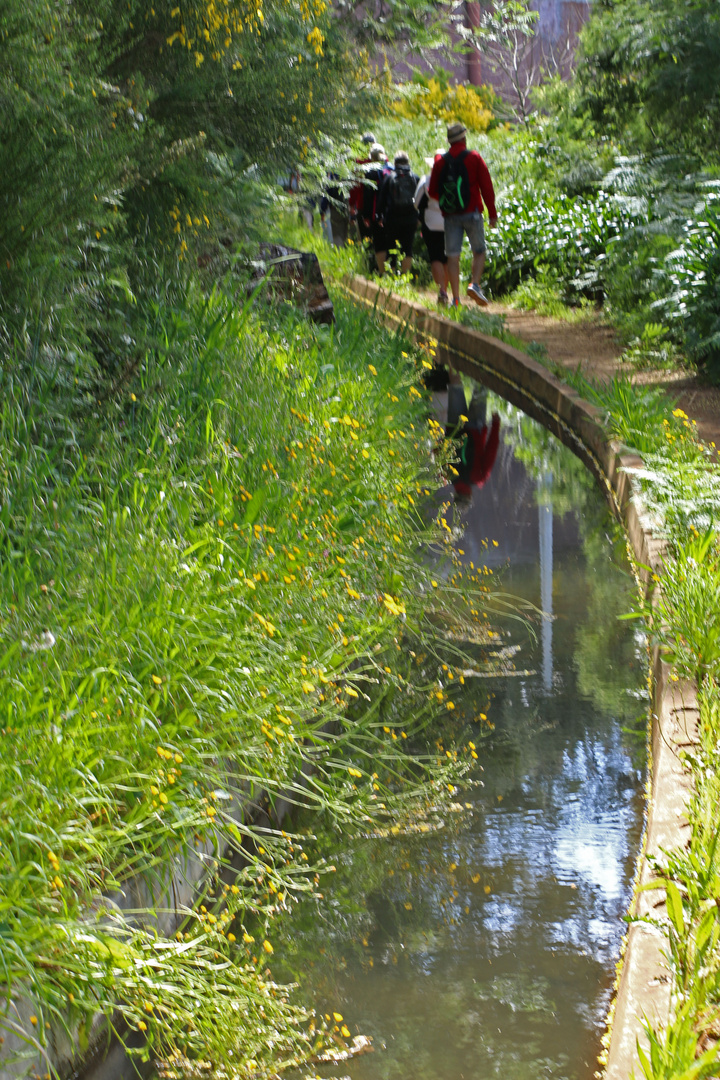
left=453, top=414, right=500, bottom=497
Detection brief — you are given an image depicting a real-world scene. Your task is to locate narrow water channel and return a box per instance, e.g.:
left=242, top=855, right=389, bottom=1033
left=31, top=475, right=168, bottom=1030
left=278, top=393, right=647, bottom=1080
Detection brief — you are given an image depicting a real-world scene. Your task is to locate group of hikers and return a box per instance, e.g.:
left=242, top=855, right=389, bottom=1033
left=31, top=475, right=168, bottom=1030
left=320, top=120, right=498, bottom=309
left=302, top=119, right=502, bottom=499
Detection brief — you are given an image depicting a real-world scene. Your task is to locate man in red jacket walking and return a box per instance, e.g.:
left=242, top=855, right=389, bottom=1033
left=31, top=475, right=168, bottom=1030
left=428, top=121, right=498, bottom=307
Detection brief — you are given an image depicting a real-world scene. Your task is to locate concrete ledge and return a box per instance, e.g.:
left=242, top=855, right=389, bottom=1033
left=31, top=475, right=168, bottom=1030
left=339, top=275, right=694, bottom=1080
left=0, top=781, right=280, bottom=1080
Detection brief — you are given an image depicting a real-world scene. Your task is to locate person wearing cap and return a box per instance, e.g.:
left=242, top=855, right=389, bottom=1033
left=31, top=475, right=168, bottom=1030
left=415, top=149, right=450, bottom=305
left=428, top=121, right=498, bottom=307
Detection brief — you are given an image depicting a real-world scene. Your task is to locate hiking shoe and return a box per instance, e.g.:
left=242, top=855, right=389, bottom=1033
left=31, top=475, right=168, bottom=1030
left=438, top=289, right=449, bottom=306
left=451, top=297, right=461, bottom=307
left=467, top=283, right=489, bottom=307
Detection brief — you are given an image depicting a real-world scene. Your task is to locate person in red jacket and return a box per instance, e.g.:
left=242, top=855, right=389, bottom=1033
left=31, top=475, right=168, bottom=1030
left=349, top=131, right=377, bottom=243
left=428, top=121, right=498, bottom=308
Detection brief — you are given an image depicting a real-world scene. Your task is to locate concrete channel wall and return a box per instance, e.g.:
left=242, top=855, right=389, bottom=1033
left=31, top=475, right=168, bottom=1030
left=0, top=784, right=290, bottom=1080
left=340, top=275, right=696, bottom=1080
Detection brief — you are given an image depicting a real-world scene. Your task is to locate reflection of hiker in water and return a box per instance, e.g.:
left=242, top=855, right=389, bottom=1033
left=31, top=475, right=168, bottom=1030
left=447, top=378, right=500, bottom=499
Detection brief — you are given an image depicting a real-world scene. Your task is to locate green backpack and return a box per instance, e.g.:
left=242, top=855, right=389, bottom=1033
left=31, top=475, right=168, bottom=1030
left=438, top=150, right=471, bottom=215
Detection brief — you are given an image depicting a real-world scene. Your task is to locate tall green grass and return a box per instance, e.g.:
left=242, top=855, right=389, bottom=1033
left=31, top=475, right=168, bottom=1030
left=0, top=281, right=494, bottom=1077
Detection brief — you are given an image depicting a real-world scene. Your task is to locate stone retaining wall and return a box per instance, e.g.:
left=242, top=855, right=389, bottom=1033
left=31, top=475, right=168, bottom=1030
left=340, top=274, right=696, bottom=1080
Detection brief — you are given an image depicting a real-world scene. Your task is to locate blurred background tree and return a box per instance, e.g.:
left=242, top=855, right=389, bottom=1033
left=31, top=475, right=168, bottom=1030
left=0, top=0, right=447, bottom=334
left=577, top=0, right=720, bottom=162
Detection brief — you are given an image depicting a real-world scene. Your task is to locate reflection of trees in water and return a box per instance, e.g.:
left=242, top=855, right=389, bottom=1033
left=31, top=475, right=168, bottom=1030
left=274, top=726, right=638, bottom=1079
left=574, top=523, right=648, bottom=736
left=274, top=791, right=628, bottom=1077
left=485, top=389, right=647, bottom=734
left=489, top=390, right=597, bottom=520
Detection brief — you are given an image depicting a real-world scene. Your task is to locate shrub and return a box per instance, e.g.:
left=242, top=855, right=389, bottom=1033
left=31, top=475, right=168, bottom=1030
left=506, top=267, right=593, bottom=319
left=661, top=204, right=720, bottom=381
left=473, top=188, right=641, bottom=298
left=392, top=78, right=497, bottom=134
left=603, top=229, right=677, bottom=340
left=0, top=283, right=489, bottom=1076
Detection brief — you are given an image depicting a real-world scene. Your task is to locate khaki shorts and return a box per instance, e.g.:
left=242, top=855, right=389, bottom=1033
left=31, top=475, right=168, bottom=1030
left=444, top=211, right=486, bottom=257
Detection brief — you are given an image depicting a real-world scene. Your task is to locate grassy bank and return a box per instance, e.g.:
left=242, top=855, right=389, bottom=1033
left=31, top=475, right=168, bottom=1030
left=0, top=279, right=496, bottom=1078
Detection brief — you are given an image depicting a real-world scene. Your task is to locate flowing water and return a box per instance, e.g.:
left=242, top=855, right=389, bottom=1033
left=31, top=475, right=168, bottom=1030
left=279, top=395, right=647, bottom=1080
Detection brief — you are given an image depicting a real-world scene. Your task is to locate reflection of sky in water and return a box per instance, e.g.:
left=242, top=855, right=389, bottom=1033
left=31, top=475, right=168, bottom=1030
left=283, top=400, right=647, bottom=1080
left=557, top=837, right=624, bottom=899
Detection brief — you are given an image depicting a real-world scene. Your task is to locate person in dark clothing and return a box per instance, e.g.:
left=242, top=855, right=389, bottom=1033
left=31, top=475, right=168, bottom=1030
left=376, top=151, right=418, bottom=276
left=320, top=173, right=348, bottom=247
left=359, top=144, right=393, bottom=273
left=349, top=132, right=378, bottom=243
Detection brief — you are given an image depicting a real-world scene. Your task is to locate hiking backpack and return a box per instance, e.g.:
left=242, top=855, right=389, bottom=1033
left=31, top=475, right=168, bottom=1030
left=389, top=168, right=417, bottom=211
left=363, top=163, right=393, bottom=223
left=437, top=150, right=471, bottom=215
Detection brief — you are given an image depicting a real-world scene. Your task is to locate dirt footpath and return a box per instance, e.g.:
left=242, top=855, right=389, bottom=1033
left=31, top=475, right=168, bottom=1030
left=485, top=301, right=720, bottom=449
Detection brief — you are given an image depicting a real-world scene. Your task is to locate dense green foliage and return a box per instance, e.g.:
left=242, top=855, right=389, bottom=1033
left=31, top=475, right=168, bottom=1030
left=5, top=0, right=720, bottom=1066
left=560, top=0, right=720, bottom=374
left=0, top=0, right=460, bottom=355
left=577, top=0, right=720, bottom=163
left=0, top=281, right=496, bottom=1075
left=482, top=188, right=637, bottom=297
left=1, top=0, right=351, bottom=270
left=0, top=0, right=514, bottom=1072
